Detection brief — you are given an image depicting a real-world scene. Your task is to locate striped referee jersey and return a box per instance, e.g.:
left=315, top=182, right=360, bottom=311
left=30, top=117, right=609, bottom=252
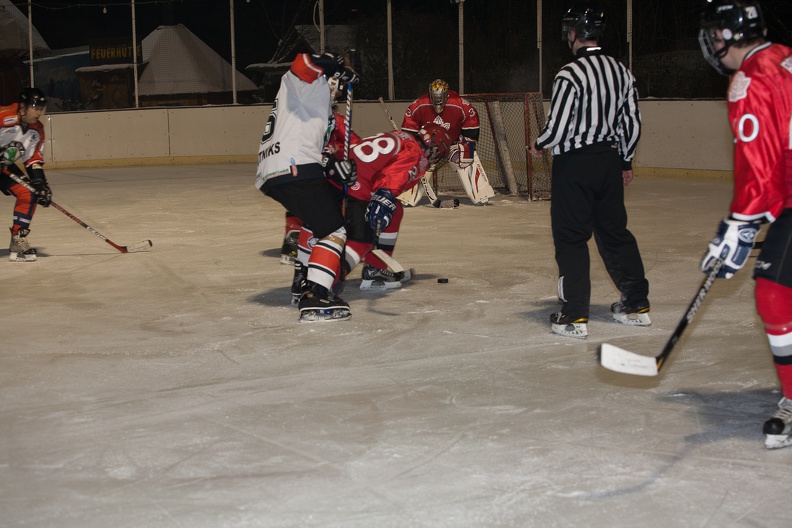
left=536, top=46, right=641, bottom=167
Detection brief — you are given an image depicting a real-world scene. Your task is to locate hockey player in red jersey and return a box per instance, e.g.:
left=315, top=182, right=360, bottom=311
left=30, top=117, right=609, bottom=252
left=400, top=79, right=494, bottom=206
left=0, top=88, right=52, bottom=262
left=699, top=0, right=792, bottom=449
left=288, top=121, right=452, bottom=301
left=337, top=123, right=452, bottom=289
left=256, top=51, right=359, bottom=322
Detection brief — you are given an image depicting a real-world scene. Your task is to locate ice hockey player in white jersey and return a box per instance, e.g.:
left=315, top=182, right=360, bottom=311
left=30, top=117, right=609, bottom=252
left=256, top=52, right=359, bottom=322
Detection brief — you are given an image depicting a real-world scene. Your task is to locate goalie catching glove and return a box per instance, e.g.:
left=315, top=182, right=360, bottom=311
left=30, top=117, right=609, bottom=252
left=321, top=154, right=357, bottom=185
left=365, top=188, right=397, bottom=234
left=449, top=140, right=476, bottom=169
left=700, top=216, right=761, bottom=279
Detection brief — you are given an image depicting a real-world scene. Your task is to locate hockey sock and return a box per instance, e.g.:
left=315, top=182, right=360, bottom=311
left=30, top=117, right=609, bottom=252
left=756, top=278, right=792, bottom=398
left=306, top=229, right=346, bottom=291
left=284, top=212, right=302, bottom=235
left=297, top=226, right=314, bottom=266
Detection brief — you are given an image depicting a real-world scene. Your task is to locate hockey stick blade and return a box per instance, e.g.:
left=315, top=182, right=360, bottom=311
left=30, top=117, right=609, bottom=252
left=124, top=239, right=154, bottom=253
left=371, top=249, right=405, bottom=273
left=599, top=258, right=724, bottom=377
left=599, top=343, right=659, bottom=376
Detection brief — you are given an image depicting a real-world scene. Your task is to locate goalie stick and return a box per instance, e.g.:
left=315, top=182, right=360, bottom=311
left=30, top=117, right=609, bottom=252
left=598, top=258, right=724, bottom=376
left=377, top=97, right=457, bottom=209
left=8, top=173, right=152, bottom=254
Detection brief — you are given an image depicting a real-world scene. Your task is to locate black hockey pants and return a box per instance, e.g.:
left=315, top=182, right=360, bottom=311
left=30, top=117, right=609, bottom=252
left=550, top=143, right=649, bottom=319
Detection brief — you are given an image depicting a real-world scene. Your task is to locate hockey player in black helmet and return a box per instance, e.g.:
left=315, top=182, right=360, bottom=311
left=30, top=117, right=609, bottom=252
left=0, top=87, right=52, bottom=262
left=532, top=1, right=649, bottom=339
left=697, top=0, right=792, bottom=449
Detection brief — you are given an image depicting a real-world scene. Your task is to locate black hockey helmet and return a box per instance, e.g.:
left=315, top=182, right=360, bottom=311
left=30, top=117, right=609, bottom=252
left=698, top=0, right=767, bottom=75
left=562, top=3, right=606, bottom=42
left=19, top=87, right=47, bottom=108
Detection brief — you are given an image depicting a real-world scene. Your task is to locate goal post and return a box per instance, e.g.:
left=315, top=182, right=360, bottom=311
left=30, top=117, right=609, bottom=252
left=433, top=92, right=552, bottom=201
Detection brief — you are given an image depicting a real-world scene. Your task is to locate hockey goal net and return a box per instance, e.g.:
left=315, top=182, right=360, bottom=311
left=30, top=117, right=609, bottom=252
left=433, top=92, right=552, bottom=201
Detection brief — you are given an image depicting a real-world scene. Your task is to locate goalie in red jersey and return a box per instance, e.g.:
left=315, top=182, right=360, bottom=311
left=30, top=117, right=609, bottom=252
left=399, top=79, right=495, bottom=206
left=699, top=0, right=792, bottom=449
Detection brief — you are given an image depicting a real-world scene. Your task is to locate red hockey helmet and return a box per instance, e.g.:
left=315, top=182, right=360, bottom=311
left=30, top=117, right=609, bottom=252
left=417, top=123, right=452, bottom=165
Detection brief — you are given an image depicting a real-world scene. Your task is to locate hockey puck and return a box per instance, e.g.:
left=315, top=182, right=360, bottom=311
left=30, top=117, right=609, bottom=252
left=437, top=278, right=449, bottom=283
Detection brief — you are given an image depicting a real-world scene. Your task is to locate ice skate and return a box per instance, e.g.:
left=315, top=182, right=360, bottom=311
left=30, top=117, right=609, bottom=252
left=763, top=397, right=792, bottom=449
left=611, top=299, right=651, bottom=326
left=550, top=312, right=588, bottom=339
left=298, top=283, right=351, bottom=322
left=9, top=228, right=37, bottom=262
left=359, top=264, right=413, bottom=291
left=290, top=261, right=308, bottom=306
left=280, top=231, right=299, bottom=265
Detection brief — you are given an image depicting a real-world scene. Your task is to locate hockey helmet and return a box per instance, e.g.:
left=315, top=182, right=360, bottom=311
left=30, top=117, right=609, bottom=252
left=19, top=87, right=47, bottom=108
left=562, top=3, right=606, bottom=42
left=417, top=123, right=452, bottom=165
left=698, top=0, right=766, bottom=75
left=428, top=79, right=450, bottom=114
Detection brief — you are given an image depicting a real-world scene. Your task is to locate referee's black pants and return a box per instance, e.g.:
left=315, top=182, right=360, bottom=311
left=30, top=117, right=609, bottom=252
left=550, top=144, right=649, bottom=319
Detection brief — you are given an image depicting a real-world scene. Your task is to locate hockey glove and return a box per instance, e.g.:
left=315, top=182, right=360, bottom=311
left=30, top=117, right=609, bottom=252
left=365, top=188, right=397, bottom=234
left=700, top=217, right=761, bottom=279
left=449, top=140, right=476, bottom=169
left=337, top=67, right=359, bottom=86
left=28, top=167, right=51, bottom=207
left=322, top=155, right=357, bottom=185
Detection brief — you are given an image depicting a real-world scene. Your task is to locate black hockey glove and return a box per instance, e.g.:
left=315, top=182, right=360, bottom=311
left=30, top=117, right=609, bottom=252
left=322, top=154, right=357, bottom=185
left=28, top=166, right=52, bottom=207
left=365, top=188, right=397, bottom=234
left=338, top=66, right=359, bottom=86
left=311, top=51, right=360, bottom=86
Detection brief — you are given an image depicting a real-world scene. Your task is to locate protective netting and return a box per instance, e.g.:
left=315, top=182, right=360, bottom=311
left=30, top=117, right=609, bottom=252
left=433, top=93, right=552, bottom=201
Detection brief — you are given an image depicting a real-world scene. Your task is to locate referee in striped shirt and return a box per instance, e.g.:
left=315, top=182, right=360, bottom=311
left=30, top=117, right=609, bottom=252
left=531, top=3, right=650, bottom=339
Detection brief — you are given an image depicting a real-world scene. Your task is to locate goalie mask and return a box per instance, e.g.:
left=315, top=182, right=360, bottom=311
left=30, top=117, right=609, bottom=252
left=562, top=3, right=606, bottom=43
left=698, top=0, right=766, bottom=76
left=428, top=79, right=450, bottom=114
left=417, top=123, right=452, bottom=165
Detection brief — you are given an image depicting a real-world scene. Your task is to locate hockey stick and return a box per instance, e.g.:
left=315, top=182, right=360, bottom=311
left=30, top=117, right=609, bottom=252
left=8, top=173, right=152, bottom=254
left=377, top=97, right=457, bottom=209
left=371, top=220, right=405, bottom=274
left=598, top=258, right=724, bottom=376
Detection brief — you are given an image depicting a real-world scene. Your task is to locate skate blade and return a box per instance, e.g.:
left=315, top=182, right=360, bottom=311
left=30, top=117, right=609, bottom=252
left=612, top=312, right=652, bottom=326
left=551, top=323, right=588, bottom=339
left=360, top=279, right=402, bottom=291
left=8, top=252, right=37, bottom=262
left=298, top=308, right=351, bottom=323
left=764, top=434, right=792, bottom=449
left=280, top=254, right=296, bottom=265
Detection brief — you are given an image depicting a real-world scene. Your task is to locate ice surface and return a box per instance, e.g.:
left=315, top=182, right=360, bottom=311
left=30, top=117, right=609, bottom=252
left=1, top=165, right=790, bottom=527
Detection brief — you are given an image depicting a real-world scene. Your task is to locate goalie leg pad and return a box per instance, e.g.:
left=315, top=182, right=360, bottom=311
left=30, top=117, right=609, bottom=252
left=454, top=153, right=495, bottom=205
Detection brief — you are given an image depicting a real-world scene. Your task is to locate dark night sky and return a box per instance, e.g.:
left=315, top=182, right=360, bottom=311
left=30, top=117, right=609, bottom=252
left=13, top=0, right=792, bottom=99
left=20, top=0, right=792, bottom=58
